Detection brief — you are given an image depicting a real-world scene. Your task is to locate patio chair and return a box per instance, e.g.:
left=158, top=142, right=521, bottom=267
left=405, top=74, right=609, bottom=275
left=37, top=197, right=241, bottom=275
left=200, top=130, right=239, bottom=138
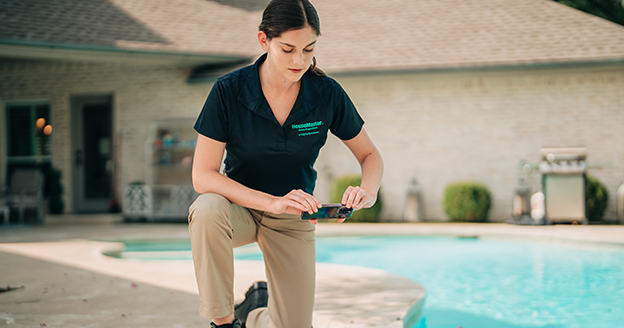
left=1, top=168, right=45, bottom=224
left=122, top=183, right=153, bottom=220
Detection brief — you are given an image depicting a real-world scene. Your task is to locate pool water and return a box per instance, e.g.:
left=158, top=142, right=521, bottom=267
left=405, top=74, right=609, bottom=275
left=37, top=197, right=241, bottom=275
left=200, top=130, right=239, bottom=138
left=118, top=236, right=624, bottom=328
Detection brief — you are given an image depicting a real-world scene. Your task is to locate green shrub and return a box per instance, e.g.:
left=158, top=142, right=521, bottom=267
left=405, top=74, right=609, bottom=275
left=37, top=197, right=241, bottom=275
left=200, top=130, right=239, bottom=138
left=443, top=181, right=492, bottom=222
left=329, top=174, right=382, bottom=222
left=586, top=175, right=608, bottom=222
left=48, top=168, right=64, bottom=214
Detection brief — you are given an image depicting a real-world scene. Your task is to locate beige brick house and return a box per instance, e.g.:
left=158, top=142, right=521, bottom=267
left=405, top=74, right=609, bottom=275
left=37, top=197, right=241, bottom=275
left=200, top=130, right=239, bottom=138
left=1, top=0, right=623, bottom=221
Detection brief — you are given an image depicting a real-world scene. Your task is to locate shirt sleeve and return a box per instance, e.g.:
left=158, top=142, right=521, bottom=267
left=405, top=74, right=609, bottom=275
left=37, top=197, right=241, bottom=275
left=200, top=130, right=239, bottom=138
left=329, top=81, right=365, bottom=140
left=194, top=79, right=229, bottom=142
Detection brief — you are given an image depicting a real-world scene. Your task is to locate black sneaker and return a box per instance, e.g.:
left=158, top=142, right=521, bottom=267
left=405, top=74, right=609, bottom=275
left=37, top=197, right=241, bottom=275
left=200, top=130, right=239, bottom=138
left=210, top=319, right=242, bottom=328
left=234, top=281, right=268, bottom=328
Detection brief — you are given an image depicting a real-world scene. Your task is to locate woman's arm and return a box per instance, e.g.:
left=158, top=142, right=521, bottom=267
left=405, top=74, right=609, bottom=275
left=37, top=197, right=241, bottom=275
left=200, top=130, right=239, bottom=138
left=192, top=134, right=321, bottom=215
left=341, top=128, right=384, bottom=210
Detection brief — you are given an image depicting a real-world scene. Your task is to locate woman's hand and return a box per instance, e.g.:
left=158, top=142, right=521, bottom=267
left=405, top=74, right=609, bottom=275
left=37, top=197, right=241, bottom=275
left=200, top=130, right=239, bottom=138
left=268, top=189, right=321, bottom=217
left=324, top=186, right=375, bottom=224
left=342, top=186, right=376, bottom=210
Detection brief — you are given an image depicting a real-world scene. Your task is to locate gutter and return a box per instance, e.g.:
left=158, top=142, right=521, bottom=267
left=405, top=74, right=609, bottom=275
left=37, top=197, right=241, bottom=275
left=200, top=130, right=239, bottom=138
left=0, top=38, right=249, bottom=63
left=187, top=60, right=254, bottom=84
left=187, top=56, right=624, bottom=83
left=326, top=57, right=624, bottom=78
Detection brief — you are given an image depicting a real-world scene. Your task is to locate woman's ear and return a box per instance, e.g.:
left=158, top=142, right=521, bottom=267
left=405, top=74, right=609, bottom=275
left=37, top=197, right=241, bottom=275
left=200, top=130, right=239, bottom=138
left=258, top=31, right=268, bottom=52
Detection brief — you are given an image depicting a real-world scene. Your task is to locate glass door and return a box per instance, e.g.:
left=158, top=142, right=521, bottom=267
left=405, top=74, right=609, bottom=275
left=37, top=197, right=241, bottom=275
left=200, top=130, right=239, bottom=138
left=71, top=95, right=113, bottom=212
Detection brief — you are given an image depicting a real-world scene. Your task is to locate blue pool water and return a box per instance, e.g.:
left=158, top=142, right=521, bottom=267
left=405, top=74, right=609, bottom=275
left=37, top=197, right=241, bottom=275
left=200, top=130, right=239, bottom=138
left=118, top=236, right=624, bottom=328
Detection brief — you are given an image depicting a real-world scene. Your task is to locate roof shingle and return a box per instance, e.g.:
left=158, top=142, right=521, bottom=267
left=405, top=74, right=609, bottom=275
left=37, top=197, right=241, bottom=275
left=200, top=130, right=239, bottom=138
left=2, top=0, right=624, bottom=71
left=313, top=0, right=624, bottom=72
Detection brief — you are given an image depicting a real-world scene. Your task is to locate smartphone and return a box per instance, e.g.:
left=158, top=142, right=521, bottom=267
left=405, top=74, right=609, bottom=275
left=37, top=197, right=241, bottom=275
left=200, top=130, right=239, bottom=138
left=301, top=204, right=353, bottom=220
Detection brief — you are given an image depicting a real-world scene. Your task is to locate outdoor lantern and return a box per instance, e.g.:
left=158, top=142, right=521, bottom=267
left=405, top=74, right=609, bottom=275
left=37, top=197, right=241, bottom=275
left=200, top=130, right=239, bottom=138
left=512, top=178, right=530, bottom=218
left=403, top=178, right=423, bottom=222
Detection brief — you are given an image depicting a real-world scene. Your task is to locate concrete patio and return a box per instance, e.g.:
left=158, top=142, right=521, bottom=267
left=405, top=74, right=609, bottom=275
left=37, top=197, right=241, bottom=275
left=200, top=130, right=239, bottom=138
left=1, top=215, right=623, bottom=328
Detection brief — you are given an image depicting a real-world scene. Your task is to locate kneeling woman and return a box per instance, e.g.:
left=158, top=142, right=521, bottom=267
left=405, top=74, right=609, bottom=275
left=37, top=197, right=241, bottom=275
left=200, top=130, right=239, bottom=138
left=189, top=0, right=383, bottom=327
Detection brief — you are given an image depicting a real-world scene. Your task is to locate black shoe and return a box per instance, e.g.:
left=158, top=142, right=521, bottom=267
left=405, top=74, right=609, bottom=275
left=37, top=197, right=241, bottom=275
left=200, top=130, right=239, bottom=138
left=210, top=319, right=242, bottom=328
left=234, top=281, right=268, bottom=328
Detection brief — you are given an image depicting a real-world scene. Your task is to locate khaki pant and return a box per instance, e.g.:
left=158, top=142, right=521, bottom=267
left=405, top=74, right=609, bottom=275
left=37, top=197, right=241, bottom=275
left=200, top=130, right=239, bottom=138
left=188, top=193, right=316, bottom=328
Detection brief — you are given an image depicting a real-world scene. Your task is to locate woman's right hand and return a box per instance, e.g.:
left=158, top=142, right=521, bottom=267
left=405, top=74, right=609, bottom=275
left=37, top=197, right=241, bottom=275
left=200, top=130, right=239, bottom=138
left=269, top=189, right=321, bottom=216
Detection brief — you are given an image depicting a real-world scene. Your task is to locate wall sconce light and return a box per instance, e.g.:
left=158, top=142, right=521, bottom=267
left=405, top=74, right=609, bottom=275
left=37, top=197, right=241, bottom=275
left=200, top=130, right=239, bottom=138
left=36, top=117, right=46, bottom=128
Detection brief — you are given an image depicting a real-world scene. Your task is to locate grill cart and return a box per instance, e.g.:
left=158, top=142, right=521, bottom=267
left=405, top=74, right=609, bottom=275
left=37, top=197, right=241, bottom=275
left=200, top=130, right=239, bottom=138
left=538, top=147, right=588, bottom=225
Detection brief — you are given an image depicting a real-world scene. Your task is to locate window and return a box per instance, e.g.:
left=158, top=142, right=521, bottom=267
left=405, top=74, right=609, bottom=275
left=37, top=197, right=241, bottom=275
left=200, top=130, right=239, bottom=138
left=4, top=101, right=53, bottom=197
left=5, top=102, right=52, bottom=160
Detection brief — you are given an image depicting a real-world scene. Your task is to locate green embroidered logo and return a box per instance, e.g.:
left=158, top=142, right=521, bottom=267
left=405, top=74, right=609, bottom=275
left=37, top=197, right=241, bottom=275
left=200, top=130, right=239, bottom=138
left=292, top=120, right=323, bottom=137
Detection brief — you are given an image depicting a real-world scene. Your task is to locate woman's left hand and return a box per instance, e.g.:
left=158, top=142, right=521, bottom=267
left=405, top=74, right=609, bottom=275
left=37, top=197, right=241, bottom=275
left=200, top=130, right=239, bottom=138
left=340, top=186, right=376, bottom=223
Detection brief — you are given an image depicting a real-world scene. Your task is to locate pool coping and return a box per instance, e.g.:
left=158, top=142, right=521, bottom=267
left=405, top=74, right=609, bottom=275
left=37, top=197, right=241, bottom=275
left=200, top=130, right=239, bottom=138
left=0, top=234, right=426, bottom=328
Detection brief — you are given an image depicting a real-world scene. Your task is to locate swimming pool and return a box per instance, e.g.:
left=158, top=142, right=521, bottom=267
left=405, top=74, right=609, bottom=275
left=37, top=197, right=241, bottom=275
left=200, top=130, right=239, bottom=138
left=118, top=236, right=624, bottom=328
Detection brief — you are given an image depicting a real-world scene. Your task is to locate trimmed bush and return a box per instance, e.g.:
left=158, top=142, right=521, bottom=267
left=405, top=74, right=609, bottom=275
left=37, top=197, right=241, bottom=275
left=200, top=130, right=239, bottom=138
left=329, top=174, right=382, bottom=222
left=443, top=181, right=492, bottom=222
left=586, top=175, right=609, bottom=222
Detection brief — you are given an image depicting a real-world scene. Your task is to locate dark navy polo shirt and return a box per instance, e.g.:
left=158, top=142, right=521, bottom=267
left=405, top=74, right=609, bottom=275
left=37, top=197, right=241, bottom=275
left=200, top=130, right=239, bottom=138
left=194, top=54, right=364, bottom=197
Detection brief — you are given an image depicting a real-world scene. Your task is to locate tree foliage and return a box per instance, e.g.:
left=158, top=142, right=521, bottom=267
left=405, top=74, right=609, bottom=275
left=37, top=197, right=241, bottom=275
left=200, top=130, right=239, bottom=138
left=554, top=0, right=624, bottom=26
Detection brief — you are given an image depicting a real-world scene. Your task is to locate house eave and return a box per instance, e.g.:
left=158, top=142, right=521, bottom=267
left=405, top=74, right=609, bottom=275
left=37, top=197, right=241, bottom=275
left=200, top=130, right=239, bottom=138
left=327, top=58, right=624, bottom=78
left=0, top=39, right=250, bottom=67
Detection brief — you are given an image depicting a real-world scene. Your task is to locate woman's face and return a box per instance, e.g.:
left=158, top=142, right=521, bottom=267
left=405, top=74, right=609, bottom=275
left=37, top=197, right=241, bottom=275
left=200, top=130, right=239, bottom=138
left=260, top=25, right=317, bottom=83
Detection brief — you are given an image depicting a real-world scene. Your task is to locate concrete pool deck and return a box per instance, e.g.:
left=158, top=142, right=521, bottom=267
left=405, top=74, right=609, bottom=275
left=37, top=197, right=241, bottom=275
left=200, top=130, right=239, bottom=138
left=1, top=216, right=624, bottom=328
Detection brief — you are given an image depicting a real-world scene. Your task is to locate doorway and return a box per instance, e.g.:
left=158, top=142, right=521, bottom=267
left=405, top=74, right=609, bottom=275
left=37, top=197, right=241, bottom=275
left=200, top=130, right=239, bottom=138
left=71, top=95, right=113, bottom=213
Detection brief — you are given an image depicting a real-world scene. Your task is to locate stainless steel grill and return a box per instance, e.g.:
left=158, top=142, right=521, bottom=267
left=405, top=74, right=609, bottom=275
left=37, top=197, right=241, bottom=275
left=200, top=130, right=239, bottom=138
left=538, top=147, right=587, bottom=224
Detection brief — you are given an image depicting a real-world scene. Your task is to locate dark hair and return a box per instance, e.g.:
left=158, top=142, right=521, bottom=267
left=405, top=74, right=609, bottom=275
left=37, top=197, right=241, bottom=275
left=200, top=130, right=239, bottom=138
left=259, top=0, right=326, bottom=77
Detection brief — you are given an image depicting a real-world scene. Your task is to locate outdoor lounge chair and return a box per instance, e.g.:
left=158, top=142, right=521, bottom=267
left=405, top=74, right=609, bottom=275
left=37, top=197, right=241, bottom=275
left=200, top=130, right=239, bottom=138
left=0, top=168, right=45, bottom=224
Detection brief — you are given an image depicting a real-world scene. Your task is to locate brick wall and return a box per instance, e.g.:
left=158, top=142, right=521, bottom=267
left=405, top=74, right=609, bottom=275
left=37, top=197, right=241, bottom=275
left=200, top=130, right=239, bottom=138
left=0, top=59, right=212, bottom=212
left=1, top=59, right=623, bottom=222
left=316, top=63, right=624, bottom=222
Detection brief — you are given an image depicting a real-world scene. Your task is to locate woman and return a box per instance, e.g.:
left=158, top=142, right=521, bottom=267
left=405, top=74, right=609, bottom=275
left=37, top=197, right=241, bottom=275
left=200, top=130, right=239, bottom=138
left=189, top=0, right=383, bottom=327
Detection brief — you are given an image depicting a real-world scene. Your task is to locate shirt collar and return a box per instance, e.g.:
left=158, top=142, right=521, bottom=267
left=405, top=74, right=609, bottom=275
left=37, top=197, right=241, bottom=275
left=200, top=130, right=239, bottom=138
left=238, top=53, right=323, bottom=127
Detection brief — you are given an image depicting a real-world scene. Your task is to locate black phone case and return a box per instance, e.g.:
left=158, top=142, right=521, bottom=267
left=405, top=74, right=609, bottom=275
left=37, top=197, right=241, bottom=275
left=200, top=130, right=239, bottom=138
left=301, top=204, right=353, bottom=220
